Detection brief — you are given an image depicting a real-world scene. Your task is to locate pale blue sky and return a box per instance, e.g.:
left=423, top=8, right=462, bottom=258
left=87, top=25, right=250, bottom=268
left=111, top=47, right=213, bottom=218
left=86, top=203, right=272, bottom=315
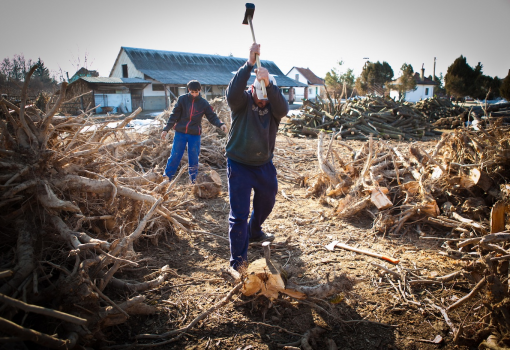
left=1, top=0, right=508, bottom=82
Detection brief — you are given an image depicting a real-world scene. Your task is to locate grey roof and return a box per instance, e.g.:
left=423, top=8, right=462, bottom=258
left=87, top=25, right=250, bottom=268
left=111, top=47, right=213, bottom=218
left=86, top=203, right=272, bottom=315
left=120, top=47, right=307, bottom=88
left=81, top=77, right=150, bottom=84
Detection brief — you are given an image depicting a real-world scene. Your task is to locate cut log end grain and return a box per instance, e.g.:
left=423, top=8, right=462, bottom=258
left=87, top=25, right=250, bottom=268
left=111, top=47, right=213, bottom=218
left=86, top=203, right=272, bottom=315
left=192, top=169, right=222, bottom=199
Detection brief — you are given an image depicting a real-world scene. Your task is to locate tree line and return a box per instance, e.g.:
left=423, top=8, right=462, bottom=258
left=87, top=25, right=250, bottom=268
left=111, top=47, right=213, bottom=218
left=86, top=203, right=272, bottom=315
left=0, top=54, right=59, bottom=111
left=325, top=55, right=510, bottom=102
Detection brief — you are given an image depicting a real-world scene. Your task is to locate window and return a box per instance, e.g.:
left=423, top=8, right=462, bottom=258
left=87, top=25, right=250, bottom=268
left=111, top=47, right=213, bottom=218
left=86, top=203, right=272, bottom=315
left=309, top=88, right=312, bottom=94
left=152, top=84, right=164, bottom=91
left=122, top=64, right=128, bottom=78
left=425, top=88, right=429, bottom=95
left=295, top=74, right=299, bottom=81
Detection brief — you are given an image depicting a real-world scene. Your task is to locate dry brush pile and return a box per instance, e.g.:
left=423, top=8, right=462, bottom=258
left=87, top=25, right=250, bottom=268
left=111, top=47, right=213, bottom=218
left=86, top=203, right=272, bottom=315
left=302, top=119, right=510, bottom=348
left=0, top=67, right=229, bottom=349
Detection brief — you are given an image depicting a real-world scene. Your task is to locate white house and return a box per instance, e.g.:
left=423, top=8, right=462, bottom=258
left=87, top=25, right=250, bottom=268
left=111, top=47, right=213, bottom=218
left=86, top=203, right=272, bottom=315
left=389, top=67, right=439, bottom=102
left=109, top=47, right=307, bottom=110
left=285, top=67, right=325, bottom=103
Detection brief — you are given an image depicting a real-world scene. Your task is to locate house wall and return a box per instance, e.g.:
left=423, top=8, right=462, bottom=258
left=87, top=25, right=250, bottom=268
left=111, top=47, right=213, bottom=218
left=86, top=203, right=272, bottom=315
left=286, top=68, right=321, bottom=101
left=94, top=92, right=132, bottom=113
left=110, top=51, right=144, bottom=79
left=110, top=49, right=235, bottom=111
left=393, top=84, right=435, bottom=102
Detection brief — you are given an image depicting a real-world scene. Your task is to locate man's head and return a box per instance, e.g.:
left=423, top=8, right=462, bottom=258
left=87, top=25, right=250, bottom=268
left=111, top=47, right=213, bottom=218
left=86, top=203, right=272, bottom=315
left=187, top=80, right=201, bottom=97
left=251, top=75, right=276, bottom=108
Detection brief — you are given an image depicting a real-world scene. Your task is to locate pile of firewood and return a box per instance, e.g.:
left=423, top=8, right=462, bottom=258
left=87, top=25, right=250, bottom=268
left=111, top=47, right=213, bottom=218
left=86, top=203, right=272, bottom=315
left=0, top=66, right=229, bottom=349
left=414, top=97, right=464, bottom=121
left=305, top=121, right=510, bottom=347
left=431, top=101, right=510, bottom=129
left=281, top=96, right=449, bottom=141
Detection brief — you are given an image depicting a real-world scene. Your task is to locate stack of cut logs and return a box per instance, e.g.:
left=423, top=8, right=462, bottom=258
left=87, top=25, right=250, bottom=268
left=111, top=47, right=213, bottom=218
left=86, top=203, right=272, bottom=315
left=414, top=97, right=463, bottom=120
left=281, top=96, right=449, bottom=140
left=431, top=101, right=510, bottom=129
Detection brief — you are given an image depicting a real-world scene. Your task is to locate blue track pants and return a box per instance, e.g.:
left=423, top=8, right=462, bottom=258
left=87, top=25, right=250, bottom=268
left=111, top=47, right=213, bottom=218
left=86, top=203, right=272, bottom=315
left=164, top=131, right=200, bottom=182
left=227, top=158, right=278, bottom=269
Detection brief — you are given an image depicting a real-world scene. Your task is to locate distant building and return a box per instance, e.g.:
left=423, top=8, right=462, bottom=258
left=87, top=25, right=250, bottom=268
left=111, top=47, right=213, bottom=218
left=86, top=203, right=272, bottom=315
left=109, top=47, right=307, bottom=110
left=389, top=67, right=439, bottom=102
left=285, top=67, right=325, bottom=102
left=62, top=76, right=150, bottom=114
left=68, top=67, right=99, bottom=84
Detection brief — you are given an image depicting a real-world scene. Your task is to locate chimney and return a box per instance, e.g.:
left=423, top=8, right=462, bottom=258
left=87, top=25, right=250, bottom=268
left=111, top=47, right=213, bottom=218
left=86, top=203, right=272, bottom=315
left=420, top=63, right=425, bottom=81
left=433, top=57, right=436, bottom=81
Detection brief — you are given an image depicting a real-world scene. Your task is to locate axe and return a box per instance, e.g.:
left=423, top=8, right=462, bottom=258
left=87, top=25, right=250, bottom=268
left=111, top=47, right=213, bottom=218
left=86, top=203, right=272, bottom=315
left=243, top=3, right=267, bottom=99
left=325, top=240, right=400, bottom=264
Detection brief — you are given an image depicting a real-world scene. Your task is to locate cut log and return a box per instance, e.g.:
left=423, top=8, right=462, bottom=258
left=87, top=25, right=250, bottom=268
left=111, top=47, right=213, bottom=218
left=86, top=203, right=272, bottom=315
left=470, top=168, right=493, bottom=192
left=370, top=187, right=393, bottom=210
left=490, top=200, right=506, bottom=234
left=192, top=169, right=222, bottom=199
left=242, top=259, right=286, bottom=299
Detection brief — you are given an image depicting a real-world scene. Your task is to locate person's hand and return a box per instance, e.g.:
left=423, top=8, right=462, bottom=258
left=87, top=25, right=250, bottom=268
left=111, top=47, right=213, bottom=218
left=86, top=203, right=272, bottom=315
left=255, top=66, right=270, bottom=87
left=220, top=124, right=228, bottom=133
left=161, top=131, right=168, bottom=140
left=249, top=43, right=260, bottom=66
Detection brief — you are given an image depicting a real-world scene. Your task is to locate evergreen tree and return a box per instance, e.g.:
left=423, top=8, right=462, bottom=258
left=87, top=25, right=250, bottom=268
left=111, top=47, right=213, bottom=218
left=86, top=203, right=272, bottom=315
left=30, top=58, right=57, bottom=92
left=356, top=61, right=394, bottom=95
left=474, top=75, right=501, bottom=100
left=444, top=55, right=478, bottom=98
left=501, top=70, right=510, bottom=101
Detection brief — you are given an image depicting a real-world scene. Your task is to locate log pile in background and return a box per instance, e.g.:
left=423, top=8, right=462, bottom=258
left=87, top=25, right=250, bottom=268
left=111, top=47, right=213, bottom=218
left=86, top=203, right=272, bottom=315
left=281, top=96, right=451, bottom=141
left=431, top=101, right=510, bottom=129
left=414, top=97, right=464, bottom=121
left=0, top=67, right=229, bottom=349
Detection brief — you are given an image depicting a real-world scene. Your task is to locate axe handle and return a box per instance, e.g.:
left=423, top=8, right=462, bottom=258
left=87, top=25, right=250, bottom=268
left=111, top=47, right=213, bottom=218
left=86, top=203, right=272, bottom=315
left=247, top=16, right=267, bottom=99
left=336, top=243, right=400, bottom=265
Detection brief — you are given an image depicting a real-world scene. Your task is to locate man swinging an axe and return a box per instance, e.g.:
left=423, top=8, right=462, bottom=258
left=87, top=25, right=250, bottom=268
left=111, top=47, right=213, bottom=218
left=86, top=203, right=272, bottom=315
left=225, top=3, right=289, bottom=271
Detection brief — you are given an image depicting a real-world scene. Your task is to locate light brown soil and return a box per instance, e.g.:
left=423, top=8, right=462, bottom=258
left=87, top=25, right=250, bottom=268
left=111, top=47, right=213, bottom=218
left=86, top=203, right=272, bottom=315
left=105, top=135, right=475, bottom=350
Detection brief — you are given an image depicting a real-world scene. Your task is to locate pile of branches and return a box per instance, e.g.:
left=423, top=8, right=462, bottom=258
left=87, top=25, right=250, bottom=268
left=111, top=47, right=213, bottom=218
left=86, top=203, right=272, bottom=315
left=0, top=66, right=229, bottom=349
left=432, top=101, right=510, bottom=130
left=305, top=120, right=510, bottom=347
left=281, top=96, right=448, bottom=141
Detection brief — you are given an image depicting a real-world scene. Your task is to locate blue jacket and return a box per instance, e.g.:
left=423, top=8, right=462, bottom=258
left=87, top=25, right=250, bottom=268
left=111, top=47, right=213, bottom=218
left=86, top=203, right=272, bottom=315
left=225, top=62, right=289, bottom=166
left=163, top=93, right=224, bottom=135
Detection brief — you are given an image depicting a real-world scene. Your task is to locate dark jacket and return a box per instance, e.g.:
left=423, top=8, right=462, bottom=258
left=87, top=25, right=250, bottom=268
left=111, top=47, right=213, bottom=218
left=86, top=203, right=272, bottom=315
left=163, top=93, right=224, bottom=135
left=225, top=62, right=289, bottom=166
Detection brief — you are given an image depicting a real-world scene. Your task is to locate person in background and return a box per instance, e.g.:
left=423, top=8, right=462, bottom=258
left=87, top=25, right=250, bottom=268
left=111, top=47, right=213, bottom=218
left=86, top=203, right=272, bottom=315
left=161, top=80, right=227, bottom=183
left=225, top=43, right=289, bottom=270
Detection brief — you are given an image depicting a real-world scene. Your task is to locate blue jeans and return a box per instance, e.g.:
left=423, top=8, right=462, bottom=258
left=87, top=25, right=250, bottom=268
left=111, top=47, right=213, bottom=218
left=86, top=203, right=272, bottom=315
left=164, top=131, right=201, bottom=182
left=227, top=158, right=278, bottom=269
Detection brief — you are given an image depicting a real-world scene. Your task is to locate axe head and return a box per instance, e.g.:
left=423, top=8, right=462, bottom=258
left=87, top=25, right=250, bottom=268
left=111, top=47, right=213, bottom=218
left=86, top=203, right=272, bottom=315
left=325, top=240, right=339, bottom=252
left=242, top=3, right=255, bottom=24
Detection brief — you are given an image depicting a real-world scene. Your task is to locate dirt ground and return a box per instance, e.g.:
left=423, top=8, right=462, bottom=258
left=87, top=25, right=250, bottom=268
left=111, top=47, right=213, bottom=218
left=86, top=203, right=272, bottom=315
left=103, top=135, right=477, bottom=350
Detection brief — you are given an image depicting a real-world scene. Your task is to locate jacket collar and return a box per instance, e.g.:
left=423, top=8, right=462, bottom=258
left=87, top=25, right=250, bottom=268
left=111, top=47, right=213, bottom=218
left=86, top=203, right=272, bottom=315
left=187, top=93, right=201, bottom=101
